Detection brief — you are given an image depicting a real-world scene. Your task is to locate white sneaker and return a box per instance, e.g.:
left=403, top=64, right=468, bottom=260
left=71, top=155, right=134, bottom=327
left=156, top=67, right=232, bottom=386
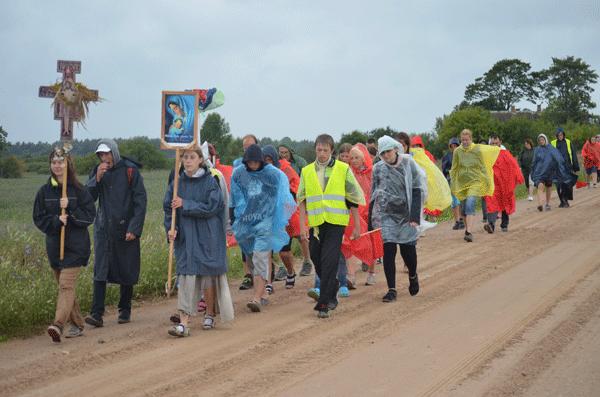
left=365, top=273, right=376, bottom=285
left=527, top=196, right=534, bottom=201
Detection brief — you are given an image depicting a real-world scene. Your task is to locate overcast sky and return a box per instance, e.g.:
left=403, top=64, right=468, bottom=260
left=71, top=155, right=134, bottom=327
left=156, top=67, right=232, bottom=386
left=1, top=0, right=599, bottom=144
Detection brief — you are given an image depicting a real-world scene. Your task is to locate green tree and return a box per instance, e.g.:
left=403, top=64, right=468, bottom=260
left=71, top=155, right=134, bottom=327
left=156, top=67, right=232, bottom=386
left=437, top=107, right=500, bottom=145
left=367, top=126, right=398, bottom=140
left=537, top=56, right=599, bottom=124
left=118, top=136, right=169, bottom=170
left=0, top=156, right=25, bottom=178
left=464, top=59, right=538, bottom=111
left=0, top=126, right=7, bottom=154
left=339, top=130, right=368, bottom=145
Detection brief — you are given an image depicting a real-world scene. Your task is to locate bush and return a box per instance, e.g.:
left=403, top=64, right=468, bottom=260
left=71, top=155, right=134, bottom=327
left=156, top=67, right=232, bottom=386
left=0, top=156, right=25, bottom=178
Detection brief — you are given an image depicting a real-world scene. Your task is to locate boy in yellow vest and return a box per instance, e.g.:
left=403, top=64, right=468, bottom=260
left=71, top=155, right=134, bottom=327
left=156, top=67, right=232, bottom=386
left=298, top=134, right=365, bottom=318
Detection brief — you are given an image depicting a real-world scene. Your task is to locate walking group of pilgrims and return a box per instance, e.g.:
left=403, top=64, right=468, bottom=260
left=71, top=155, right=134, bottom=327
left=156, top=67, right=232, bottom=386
left=33, top=126, right=599, bottom=341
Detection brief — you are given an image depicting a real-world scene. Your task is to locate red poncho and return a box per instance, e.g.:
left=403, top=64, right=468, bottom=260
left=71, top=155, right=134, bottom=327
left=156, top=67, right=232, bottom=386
left=280, top=159, right=302, bottom=237
left=484, top=149, right=524, bottom=215
left=411, top=135, right=436, bottom=162
left=349, top=143, right=373, bottom=223
left=582, top=141, right=600, bottom=169
left=214, top=159, right=232, bottom=191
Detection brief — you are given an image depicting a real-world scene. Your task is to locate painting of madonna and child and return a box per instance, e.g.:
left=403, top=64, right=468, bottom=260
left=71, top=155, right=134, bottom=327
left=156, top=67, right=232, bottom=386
left=161, top=91, right=199, bottom=149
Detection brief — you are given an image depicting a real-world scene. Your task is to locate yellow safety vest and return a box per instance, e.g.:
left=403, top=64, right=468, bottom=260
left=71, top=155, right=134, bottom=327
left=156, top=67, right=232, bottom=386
left=302, top=160, right=350, bottom=227
left=551, top=138, right=572, bottom=162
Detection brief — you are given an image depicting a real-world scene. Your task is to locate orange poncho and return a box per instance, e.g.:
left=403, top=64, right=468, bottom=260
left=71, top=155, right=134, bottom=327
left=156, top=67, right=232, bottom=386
left=484, top=149, right=524, bottom=215
left=349, top=143, right=373, bottom=224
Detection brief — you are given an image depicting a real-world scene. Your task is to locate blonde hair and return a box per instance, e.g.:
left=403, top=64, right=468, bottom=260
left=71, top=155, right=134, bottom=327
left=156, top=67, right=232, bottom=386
left=349, top=146, right=365, bottom=160
left=460, top=129, right=473, bottom=138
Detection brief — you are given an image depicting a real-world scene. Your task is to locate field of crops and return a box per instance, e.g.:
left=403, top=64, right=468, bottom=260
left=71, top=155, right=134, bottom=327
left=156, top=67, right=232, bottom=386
left=0, top=170, right=250, bottom=340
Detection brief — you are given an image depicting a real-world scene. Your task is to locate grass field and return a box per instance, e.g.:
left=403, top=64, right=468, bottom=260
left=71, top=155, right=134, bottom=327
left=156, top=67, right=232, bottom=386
left=0, top=170, right=252, bottom=340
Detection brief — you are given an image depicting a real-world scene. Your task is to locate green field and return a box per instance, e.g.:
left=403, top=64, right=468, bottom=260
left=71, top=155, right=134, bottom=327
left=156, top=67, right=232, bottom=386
left=0, top=170, right=251, bottom=340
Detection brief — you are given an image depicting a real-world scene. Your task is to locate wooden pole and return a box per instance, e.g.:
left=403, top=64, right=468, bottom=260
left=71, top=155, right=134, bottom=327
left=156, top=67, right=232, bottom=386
left=167, top=148, right=181, bottom=296
left=59, top=159, right=68, bottom=260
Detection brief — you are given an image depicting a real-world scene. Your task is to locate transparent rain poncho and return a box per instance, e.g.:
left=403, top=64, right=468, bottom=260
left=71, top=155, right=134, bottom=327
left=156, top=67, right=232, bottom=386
left=450, top=143, right=500, bottom=201
left=230, top=164, right=296, bottom=254
left=371, top=154, right=428, bottom=244
left=411, top=147, right=451, bottom=213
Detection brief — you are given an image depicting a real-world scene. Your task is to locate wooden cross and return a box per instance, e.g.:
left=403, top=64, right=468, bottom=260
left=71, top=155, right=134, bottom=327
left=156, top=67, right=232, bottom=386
left=39, top=60, right=99, bottom=141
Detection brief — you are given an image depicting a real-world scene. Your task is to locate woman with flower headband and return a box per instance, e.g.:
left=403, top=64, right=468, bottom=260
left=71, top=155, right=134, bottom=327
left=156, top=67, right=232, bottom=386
left=33, top=146, right=96, bottom=343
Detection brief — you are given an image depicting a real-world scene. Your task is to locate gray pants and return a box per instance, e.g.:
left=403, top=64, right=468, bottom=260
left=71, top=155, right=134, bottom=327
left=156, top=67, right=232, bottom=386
left=177, top=275, right=213, bottom=316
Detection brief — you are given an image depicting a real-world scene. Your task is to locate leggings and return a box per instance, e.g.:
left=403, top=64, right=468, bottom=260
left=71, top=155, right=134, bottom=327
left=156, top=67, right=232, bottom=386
left=383, top=242, right=417, bottom=290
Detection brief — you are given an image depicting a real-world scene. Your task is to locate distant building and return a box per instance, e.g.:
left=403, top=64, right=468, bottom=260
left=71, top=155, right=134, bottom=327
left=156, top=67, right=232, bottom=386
left=490, top=105, right=542, bottom=122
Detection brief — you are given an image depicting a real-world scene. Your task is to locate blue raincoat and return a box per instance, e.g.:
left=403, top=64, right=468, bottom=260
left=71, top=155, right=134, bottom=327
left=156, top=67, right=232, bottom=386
left=230, top=164, right=296, bottom=254
left=531, top=134, right=573, bottom=185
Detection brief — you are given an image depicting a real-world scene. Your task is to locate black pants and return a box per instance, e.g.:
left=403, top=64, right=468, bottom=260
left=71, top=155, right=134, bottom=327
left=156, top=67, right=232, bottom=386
left=309, top=223, right=345, bottom=308
left=91, top=281, right=134, bottom=317
left=383, top=243, right=417, bottom=290
left=523, top=171, right=530, bottom=189
left=487, top=211, right=509, bottom=228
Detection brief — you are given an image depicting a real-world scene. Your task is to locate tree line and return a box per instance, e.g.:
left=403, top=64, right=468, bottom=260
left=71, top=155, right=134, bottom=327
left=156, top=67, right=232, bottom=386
left=2, top=55, right=599, bottom=177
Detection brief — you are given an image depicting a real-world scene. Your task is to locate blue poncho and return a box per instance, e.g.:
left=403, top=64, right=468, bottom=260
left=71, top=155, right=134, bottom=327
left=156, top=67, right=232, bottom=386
left=531, top=134, right=573, bottom=185
left=230, top=164, right=296, bottom=254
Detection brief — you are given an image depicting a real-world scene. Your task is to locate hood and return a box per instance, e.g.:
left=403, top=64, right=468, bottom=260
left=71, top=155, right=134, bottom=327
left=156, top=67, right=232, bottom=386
left=278, top=144, right=296, bottom=162
left=411, top=135, right=425, bottom=148
left=537, top=133, right=549, bottom=146
left=243, top=144, right=264, bottom=170
left=350, top=143, right=373, bottom=173
left=96, top=138, right=121, bottom=164
left=378, top=135, right=402, bottom=154
left=262, top=145, right=280, bottom=168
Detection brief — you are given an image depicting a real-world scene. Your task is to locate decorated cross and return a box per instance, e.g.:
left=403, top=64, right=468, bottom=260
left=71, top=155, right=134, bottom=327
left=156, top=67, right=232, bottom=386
left=39, top=60, right=99, bottom=141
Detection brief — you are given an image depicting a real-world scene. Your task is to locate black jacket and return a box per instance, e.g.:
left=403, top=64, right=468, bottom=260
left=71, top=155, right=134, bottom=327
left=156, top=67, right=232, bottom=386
left=33, top=179, right=96, bottom=269
left=87, top=157, right=147, bottom=284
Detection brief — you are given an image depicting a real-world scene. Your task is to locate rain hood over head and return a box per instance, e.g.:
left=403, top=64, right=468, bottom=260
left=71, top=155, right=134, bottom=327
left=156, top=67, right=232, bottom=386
left=96, top=139, right=121, bottom=164
left=262, top=145, right=281, bottom=169
left=377, top=135, right=402, bottom=155
left=531, top=134, right=573, bottom=185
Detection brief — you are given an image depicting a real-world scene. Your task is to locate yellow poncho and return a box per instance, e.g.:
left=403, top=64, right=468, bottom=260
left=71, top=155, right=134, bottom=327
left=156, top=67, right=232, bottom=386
left=411, top=148, right=452, bottom=213
left=450, top=143, right=501, bottom=201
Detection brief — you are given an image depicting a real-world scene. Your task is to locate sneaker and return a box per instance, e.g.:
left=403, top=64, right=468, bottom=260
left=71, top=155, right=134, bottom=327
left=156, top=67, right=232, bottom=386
left=307, top=288, right=320, bottom=302
left=274, top=265, right=287, bottom=281
left=347, top=277, right=356, bottom=290
left=484, top=223, right=494, bottom=234
left=409, top=274, right=420, bottom=296
left=84, top=314, right=103, bottom=328
left=169, top=313, right=181, bottom=324
left=382, top=289, right=397, bottom=302
left=118, top=310, right=131, bottom=324
left=361, top=263, right=370, bottom=272
left=452, top=221, right=461, bottom=230
left=501, top=227, right=508, bottom=232
left=47, top=325, right=62, bottom=343
left=239, top=274, right=253, bottom=290
left=202, top=314, right=215, bottom=330
left=266, top=284, right=274, bottom=295
left=327, top=299, right=338, bottom=311
left=299, top=260, right=313, bottom=276
left=537, top=205, right=543, bottom=212
left=563, top=201, right=570, bottom=208
left=64, top=324, right=84, bottom=338
left=285, top=273, right=296, bottom=289
left=365, top=273, right=376, bottom=286
left=458, top=220, right=465, bottom=229
left=545, top=204, right=551, bottom=211
left=464, top=232, right=473, bottom=242
left=317, top=310, right=330, bottom=318
left=168, top=324, right=189, bottom=337
left=338, top=286, right=350, bottom=297
left=528, top=196, right=534, bottom=201
left=246, top=300, right=262, bottom=313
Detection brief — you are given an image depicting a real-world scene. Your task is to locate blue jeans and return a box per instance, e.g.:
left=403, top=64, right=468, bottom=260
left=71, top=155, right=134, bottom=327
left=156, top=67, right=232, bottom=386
left=461, top=196, right=478, bottom=216
left=314, top=254, right=347, bottom=289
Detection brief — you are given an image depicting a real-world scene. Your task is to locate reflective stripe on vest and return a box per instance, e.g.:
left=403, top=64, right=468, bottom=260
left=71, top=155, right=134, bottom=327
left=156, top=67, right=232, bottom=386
left=302, top=161, right=350, bottom=227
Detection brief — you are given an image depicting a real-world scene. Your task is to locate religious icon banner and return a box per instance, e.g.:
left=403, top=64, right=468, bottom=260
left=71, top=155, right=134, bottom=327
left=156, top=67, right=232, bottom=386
left=161, top=91, right=200, bottom=149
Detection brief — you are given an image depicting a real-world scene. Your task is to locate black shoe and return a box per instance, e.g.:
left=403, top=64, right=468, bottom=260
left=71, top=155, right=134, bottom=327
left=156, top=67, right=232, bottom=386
left=409, top=275, right=420, bottom=296
left=85, top=314, right=104, bottom=328
left=558, top=201, right=565, bottom=208
left=118, top=311, right=131, bottom=324
left=537, top=205, right=543, bottom=212
left=239, top=274, right=253, bottom=290
left=327, top=299, right=338, bottom=311
left=382, top=289, right=397, bottom=302
left=458, top=220, right=465, bottom=229
left=483, top=223, right=494, bottom=234
left=313, top=302, right=328, bottom=312
left=563, top=201, right=570, bottom=208
left=452, top=221, right=461, bottom=230
left=464, top=232, right=473, bottom=242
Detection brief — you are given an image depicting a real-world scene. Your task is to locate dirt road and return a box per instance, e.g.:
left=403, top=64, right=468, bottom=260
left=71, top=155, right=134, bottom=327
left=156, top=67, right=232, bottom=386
left=2, top=189, right=599, bottom=397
